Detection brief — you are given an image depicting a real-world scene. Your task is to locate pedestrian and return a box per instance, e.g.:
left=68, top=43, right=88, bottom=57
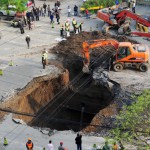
left=26, top=138, right=34, bottom=150
left=42, top=50, right=48, bottom=69
left=78, top=22, right=83, bottom=32
left=43, top=2, right=47, bottom=14
left=74, top=5, right=78, bottom=16
left=102, top=141, right=110, bottom=150
left=50, top=13, right=54, bottom=24
left=32, top=6, right=36, bottom=16
left=39, top=6, right=42, bottom=16
left=42, top=7, right=45, bottom=17
left=60, top=24, right=64, bottom=38
left=75, top=133, right=82, bottom=150
left=112, top=142, right=118, bottom=150
left=85, top=9, right=89, bottom=19
left=34, top=8, right=38, bottom=21
left=57, top=0, right=61, bottom=7
left=47, top=140, right=54, bottom=150
left=72, top=18, right=77, bottom=33
left=47, top=5, right=51, bottom=16
left=31, top=10, right=35, bottom=21
left=58, top=142, right=65, bottom=150
left=18, top=20, right=25, bottom=34
left=132, top=1, right=136, bottom=13
left=26, top=35, right=30, bottom=49
left=23, top=16, right=27, bottom=26
left=36, top=7, right=40, bottom=21
left=67, top=6, right=71, bottom=17
left=27, top=18, right=32, bottom=30
left=3, top=137, right=8, bottom=146
left=56, top=12, right=60, bottom=24
left=115, top=0, right=119, bottom=5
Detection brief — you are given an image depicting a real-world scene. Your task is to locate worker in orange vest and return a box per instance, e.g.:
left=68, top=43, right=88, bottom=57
left=112, top=142, right=118, bottom=150
left=26, top=138, right=34, bottom=150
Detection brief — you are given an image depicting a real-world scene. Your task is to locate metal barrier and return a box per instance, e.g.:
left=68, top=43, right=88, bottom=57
left=137, top=0, right=150, bottom=6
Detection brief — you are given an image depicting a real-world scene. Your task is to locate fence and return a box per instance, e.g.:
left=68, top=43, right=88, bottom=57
left=137, top=0, right=150, bottom=6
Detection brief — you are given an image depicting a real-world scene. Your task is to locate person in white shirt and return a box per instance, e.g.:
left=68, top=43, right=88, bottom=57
left=47, top=140, right=54, bottom=150
left=67, top=6, right=71, bottom=17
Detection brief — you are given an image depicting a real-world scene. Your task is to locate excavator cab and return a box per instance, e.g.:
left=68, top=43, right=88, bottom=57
left=117, top=46, right=131, bottom=59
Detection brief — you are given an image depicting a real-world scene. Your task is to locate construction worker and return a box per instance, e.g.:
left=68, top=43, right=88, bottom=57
left=65, top=26, right=70, bottom=37
left=60, top=24, right=64, bottom=38
left=26, top=138, right=34, bottom=150
left=102, top=141, right=110, bottom=150
left=65, top=20, right=70, bottom=37
left=75, top=24, right=79, bottom=34
left=72, top=18, right=77, bottom=33
left=65, top=20, right=70, bottom=28
left=112, top=142, right=118, bottom=150
left=42, top=50, right=48, bottom=69
left=26, top=35, right=31, bottom=49
left=3, top=137, right=8, bottom=146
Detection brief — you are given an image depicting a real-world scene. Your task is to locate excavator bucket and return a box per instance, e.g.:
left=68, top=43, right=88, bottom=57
left=82, top=64, right=90, bottom=74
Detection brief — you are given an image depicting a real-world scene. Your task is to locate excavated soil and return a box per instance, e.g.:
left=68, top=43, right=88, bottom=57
left=0, top=31, right=138, bottom=132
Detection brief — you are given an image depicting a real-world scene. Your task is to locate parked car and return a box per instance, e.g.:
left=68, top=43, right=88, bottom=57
left=0, top=5, right=16, bottom=17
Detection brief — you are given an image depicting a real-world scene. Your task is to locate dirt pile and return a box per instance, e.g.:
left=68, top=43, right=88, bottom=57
left=50, top=31, right=138, bottom=57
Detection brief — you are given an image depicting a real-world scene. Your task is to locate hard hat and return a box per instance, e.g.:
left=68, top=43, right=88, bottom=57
left=27, top=35, right=30, bottom=37
left=28, top=138, right=31, bottom=141
left=60, top=142, right=63, bottom=145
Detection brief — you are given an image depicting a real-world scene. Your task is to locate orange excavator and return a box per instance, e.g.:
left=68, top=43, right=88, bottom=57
left=82, top=39, right=149, bottom=73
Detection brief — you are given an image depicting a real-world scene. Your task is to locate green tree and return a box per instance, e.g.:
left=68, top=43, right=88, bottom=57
left=112, top=90, right=150, bottom=149
left=0, top=0, right=28, bottom=13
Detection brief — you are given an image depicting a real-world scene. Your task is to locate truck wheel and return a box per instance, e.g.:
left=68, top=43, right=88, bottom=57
left=139, top=63, right=148, bottom=72
left=113, top=63, right=123, bottom=72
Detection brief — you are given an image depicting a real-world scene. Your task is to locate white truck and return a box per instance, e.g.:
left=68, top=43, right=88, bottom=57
left=0, top=5, right=16, bottom=17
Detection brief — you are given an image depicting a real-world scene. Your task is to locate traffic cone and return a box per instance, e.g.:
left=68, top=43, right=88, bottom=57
left=52, top=21, right=54, bottom=28
left=3, top=137, right=8, bottom=146
left=0, top=69, right=3, bottom=76
left=8, top=60, right=13, bottom=66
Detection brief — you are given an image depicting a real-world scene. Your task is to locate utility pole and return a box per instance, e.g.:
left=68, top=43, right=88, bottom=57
left=80, top=103, right=85, bottom=130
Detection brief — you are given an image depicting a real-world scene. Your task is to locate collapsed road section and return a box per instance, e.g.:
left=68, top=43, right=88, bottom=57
left=0, top=31, right=146, bottom=132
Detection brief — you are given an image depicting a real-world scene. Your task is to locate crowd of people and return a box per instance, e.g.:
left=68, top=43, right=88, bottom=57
left=3, top=133, right=125, bottom=150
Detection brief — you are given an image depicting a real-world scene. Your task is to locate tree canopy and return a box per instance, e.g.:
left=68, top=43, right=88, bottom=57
left=0, top=0, right=28, bottom=13
left=112, top=90, right=150, bottom=149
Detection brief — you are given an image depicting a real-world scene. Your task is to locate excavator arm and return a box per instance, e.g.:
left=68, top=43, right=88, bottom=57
left=82, top=39, right=119, bottom=73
